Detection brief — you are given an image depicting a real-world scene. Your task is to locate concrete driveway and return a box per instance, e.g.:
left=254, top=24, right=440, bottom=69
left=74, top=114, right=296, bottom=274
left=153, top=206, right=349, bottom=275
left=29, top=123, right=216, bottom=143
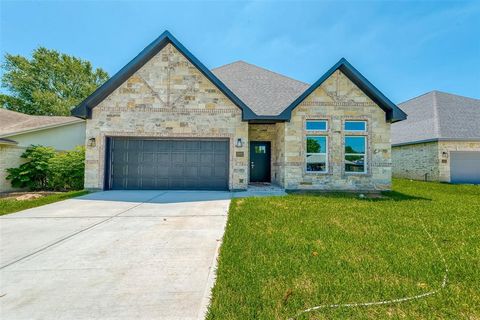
left=0, top=190, right=231, bottom=320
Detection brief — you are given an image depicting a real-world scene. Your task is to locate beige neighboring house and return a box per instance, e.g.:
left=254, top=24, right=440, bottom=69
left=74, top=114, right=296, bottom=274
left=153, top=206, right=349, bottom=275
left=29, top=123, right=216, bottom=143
left=392, top=91, right=480, bottom=184
left=71, top=31, right=406, bottom=192
left=0, top=109, right=85, bottom=192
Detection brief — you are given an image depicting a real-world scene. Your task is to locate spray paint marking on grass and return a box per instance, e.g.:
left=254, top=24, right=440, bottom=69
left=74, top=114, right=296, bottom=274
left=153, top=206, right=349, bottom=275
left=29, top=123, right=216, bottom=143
left=289, top=216, right=449, bottom=319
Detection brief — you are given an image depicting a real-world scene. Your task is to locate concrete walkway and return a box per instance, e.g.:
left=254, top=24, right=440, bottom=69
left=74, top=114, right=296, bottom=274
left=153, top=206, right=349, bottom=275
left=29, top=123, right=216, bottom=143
left=0, top=190, right=232, bottom=320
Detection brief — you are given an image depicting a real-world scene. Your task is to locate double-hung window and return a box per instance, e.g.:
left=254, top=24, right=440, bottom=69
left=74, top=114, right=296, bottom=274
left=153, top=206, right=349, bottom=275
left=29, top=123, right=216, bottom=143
left=344, top=136, right=367, bottom=173
left=306, top=137, right=328, bottom=173
left=306, top=120, right=328, bottom=173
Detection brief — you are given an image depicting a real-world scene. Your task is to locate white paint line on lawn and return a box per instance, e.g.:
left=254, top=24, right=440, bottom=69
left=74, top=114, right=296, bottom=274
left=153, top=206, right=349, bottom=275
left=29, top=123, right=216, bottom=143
left=289, top=214, right=449, bottom=319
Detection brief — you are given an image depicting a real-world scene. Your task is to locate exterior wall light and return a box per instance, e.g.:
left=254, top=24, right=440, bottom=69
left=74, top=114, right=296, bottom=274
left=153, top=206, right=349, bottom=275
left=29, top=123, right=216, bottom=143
left=442, top=151, right=448, bottom=159
left=235, top=138, right=244, bottom=148
left=88, top=138, right=96, bottom=147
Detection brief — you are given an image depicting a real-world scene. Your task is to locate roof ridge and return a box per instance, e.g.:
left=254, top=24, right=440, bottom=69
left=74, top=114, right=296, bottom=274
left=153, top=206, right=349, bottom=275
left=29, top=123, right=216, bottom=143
left=213, top=60, right=309, bottom=86
left=399, top=90, right=480, bottom=106
left=398, top=90, right=437, bottom=105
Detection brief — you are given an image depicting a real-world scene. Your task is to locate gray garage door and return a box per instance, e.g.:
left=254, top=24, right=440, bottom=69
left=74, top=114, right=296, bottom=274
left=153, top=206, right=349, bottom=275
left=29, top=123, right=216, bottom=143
left=450, top=151, right=480, bottom=184
left=107, top=138, right=229, bottom=190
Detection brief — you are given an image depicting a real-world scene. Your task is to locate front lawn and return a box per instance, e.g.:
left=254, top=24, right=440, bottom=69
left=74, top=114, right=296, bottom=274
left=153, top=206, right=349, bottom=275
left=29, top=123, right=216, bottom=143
left=0, top=190, right=88, bottom=216
left=207, top=179, right=480, bottom=319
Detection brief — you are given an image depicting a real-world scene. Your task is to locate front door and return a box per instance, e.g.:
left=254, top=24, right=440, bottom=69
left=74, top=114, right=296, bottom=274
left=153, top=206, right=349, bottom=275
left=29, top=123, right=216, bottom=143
left=250, top=141, right=271, bottom=182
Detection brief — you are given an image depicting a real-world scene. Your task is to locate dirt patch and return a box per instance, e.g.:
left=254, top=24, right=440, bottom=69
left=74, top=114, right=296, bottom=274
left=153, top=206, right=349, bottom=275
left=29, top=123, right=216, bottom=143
left=0, top=191, right=60, bottom=201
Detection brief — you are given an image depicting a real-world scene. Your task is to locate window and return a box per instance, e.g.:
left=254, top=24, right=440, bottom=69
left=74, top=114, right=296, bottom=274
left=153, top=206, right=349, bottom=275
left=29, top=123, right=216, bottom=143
left=254, top=145, right=266, bottom=154
left=306, top=136, right=328, bottom=172
left=345, top=120, right=367, bottom=131
left=306, top=120, right=328, bottom=131
left=345, top=136, right=366, bottom=173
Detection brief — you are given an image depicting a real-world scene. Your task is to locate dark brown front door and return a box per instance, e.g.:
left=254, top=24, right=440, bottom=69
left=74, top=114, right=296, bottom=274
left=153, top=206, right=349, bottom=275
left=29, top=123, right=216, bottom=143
left=249, top=141, right=271, bottom=182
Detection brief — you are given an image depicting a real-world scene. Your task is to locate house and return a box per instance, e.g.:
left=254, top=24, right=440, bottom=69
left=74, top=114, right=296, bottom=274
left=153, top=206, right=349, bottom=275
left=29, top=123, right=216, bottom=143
left=392, top=91, right=480, bottom=184
left=71, top=31, right=406, bottom=192
left=0, top=109, right=85, bottom=192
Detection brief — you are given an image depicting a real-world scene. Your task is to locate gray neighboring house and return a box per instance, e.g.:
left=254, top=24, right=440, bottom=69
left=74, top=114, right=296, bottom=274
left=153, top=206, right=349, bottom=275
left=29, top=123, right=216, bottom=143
left=392, top=91, right=480, bottom=184
left=0, top=109, right=85, bottom=192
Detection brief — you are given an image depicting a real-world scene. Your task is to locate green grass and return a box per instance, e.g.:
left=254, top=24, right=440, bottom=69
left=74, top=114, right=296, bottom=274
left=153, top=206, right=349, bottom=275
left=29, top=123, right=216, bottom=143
left=0, top=190, right=89, bottom=216
left=207, top=179, right=480, bottom=320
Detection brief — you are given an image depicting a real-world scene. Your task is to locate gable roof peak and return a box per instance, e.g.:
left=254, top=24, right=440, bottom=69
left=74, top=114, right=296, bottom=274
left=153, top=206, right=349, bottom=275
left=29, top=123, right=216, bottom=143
left=71, top=30, right=255, bottom=119
left=278, top=57, right=407, bottom=122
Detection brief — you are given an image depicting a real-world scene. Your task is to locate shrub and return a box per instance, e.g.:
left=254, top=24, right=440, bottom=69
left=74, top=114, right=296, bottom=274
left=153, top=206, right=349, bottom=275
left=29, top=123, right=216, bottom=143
left=48, top=146, right=85, bottom=191
left=6, top=145, right=85, bottom=191
left=6, top=145, right=56, bottom=190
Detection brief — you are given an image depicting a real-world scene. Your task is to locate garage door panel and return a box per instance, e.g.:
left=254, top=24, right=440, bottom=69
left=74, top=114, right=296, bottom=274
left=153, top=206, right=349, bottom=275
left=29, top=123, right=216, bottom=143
left=450, top=151, right=480, bottom=184
left=156, top=166, right=170, bottom=177
left=200, top=142, right=214, bottom=151
left=185, top=153, right=199, bottom=164
left=214, top=153, right=228, bottom=163
left=141, top=152, right=155, bottom=163
left=156, top=178, right=169, bottom=188
left=200, top=153, right=213, bottom=164
left=171, top=153, right=185, bottom=163
left=141, top=178, right=156, bottom=189
left=199, top=166, right=213, bottom=177
left=157, top=153, right=170, bottom=164
left=108, top=138, right=229, bottom=190
left=214, top=166, right=227, bottom=177
left=185, top=166, right=198, bottom=177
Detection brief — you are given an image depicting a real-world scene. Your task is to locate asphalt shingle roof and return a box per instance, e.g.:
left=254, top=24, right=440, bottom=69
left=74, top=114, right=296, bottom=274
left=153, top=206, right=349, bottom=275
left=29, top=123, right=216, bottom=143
left=0, top=109, right=83, bottom=137
left=392, top=91, right=480, bottom=145
left=211, top=61, right=309, bottom=116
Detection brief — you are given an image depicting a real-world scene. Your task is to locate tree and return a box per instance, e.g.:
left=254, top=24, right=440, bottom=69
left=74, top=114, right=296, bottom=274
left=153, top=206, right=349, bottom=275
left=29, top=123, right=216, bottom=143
left=1, top=47, right=108, bottom=116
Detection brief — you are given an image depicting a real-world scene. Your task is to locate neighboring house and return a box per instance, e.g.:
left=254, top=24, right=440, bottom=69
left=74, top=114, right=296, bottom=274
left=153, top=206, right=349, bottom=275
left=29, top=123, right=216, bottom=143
left=0, top=109, right=85, bottom=192
left=392, top=91, right=480, bottom=184
left=71, top=31, right=406, bottom=192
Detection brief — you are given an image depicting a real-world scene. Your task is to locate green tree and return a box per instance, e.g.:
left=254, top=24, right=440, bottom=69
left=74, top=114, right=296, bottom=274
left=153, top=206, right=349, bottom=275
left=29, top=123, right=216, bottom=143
left=1, top=47, right=108, bottom=116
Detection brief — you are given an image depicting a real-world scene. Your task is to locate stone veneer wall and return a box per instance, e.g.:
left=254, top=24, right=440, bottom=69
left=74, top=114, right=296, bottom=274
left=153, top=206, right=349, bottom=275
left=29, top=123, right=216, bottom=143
left=85, top=43, right=249, bottom=190
left=248, top=124, right=285, bottom=185
left=392, top=140, right=480, bottom=182
left=392, top=142, right=439, bottom=181
left=282, top=70, right=392, bottom=191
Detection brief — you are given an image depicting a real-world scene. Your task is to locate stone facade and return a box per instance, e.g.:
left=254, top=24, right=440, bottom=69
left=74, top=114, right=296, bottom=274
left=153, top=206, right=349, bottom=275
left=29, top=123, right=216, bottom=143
left=85, top=43, right=249, bottom=190
left=248, top=124, right=285, bottom=185
left=281, top=70, right=391, bottom=191
left=392, top=142, right=439, bottom=181
left=85, top=47, right=393, bottom=191
left=392, top=140, right=480, bottom=182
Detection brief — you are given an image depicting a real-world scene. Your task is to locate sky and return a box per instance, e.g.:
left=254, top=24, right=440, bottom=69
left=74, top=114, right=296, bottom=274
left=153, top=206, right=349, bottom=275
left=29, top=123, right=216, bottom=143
left=0, top=0, right=479, bottom=104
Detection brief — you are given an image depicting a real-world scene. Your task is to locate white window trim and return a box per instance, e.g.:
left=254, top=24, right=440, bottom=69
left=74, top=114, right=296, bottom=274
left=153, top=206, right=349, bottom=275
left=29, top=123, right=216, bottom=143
left=344, top=120, right=367, bottom=132
left=306, top=120, right=328, bottom=132
left=306, top=135, right=328, bottom=173
left=344, top=136, right=367, bottom=174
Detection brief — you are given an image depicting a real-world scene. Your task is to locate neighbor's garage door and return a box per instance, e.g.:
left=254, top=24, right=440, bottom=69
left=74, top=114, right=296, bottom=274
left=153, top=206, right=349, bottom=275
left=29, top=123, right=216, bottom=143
left=450, top=151, right=480, bottom=184
left=107, top=138, right=229, bottom=190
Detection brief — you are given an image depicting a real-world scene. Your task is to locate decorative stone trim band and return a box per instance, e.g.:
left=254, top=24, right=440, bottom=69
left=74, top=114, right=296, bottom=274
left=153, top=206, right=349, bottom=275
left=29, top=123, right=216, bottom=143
left=98, top=106, right=241, bottom=115
left=300, top=101, right=377, bottom=107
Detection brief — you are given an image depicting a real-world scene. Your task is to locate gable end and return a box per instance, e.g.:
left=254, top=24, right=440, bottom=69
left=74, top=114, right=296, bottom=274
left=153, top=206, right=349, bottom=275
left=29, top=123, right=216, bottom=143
left=71, top=31, right=256, bottom=119
left=278, top=58, right=407, bottom=123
